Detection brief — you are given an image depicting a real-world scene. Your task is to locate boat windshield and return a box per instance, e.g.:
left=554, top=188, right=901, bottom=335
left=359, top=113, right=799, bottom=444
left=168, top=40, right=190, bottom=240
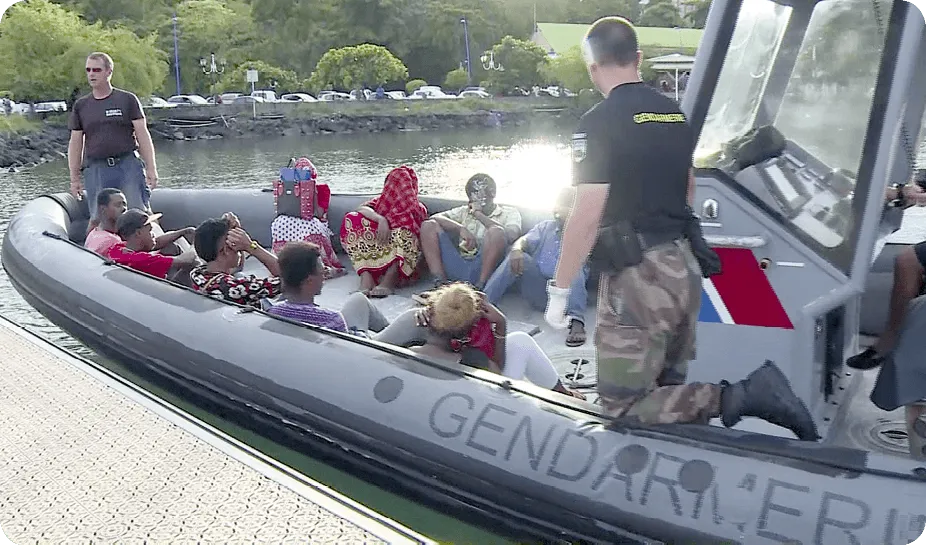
left=694, top=0, right=892, bottom=265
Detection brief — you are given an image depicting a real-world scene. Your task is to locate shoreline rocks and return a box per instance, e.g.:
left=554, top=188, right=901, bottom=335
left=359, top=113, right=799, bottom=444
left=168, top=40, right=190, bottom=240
left=1, top=108, right=577, bottom=170
left=0, top=125, right=70, bottom=172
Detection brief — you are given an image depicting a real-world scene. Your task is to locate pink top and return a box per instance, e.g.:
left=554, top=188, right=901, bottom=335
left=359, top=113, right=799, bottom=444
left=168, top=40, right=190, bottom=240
left=85, top=227, right=121, bottom=255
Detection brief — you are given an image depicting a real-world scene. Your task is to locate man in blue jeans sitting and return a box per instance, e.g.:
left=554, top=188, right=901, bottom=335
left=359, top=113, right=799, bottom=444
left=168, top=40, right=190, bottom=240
left=483, top=188, right=589, bottom=346
left=419, top=174, right=522, bottom=289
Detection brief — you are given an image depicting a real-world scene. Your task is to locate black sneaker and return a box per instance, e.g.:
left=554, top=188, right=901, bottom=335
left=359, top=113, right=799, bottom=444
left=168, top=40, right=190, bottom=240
left=846, top=347, right=886, bottom=370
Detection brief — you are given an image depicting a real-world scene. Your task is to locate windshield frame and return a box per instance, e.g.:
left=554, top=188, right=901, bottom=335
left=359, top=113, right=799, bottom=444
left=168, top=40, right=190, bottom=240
left=685, top=0, right=909, bottom=274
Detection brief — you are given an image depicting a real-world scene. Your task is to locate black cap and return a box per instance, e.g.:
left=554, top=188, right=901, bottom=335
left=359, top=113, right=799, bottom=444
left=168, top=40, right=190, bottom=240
left=116, top=208, right=162, bottom=239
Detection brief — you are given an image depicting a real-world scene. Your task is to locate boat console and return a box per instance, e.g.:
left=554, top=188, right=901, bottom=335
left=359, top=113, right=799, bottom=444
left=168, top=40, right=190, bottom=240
left=684, top=0, right=926, bottom=438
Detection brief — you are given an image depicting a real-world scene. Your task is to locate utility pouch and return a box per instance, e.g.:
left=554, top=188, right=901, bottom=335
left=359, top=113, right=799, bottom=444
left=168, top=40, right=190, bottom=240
left=590, top=220, right=644, bottom=274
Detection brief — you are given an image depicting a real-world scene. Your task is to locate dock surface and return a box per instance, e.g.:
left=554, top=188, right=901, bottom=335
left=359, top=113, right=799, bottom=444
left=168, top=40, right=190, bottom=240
left=0, top=317, right=430, bottom=545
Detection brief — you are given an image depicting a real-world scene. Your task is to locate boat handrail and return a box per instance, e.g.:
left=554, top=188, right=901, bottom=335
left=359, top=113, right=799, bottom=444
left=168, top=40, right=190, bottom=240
left=703, top=234, right=767, bottom=248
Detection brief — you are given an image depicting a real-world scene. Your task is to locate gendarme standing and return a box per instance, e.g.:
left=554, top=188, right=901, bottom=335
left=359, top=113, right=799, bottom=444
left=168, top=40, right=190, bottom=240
left=545, top=17, right=818, bottom=441
left=68, top=52, right=159, bottom=228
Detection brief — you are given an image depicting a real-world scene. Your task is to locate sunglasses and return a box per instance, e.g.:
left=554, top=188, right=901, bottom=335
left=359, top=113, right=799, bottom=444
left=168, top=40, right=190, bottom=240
left=85, top=67, right=104, bottom=73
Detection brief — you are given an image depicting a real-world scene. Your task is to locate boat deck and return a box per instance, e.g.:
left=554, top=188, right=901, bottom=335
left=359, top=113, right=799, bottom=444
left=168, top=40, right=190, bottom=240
left=0, top=316, right=431, bottom=545
left=309, top=258, right=915, bottom=457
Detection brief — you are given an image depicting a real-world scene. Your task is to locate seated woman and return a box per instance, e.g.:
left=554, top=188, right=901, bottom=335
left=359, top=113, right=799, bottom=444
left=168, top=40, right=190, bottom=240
left=339, top=166, right=428, bottom=298
left=270, top=157, right=346, bottom=279
left=412, top=282, right=585, bottom=399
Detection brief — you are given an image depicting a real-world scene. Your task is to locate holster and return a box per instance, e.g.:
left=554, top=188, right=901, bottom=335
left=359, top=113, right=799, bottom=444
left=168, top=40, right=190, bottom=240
left=589, top=220, right=645, bottom=274
left=684, top=210, right=722, bottom=278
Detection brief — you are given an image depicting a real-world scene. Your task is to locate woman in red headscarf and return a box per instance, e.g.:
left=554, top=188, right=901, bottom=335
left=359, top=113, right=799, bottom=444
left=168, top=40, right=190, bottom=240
left=339, top=166, right=428, bottom=297
left=271, top=157, right=346, bottom=279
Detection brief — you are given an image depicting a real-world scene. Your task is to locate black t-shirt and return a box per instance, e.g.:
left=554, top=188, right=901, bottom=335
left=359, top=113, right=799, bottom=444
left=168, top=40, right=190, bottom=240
left=68, top=88, right=144, bottom=160
left=572, top=82, right=695, bottom=235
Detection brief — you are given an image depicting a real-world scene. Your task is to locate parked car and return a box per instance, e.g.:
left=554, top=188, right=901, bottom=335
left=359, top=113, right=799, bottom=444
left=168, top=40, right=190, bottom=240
left=233, top=96, right=265, bottom=104
left=459, top=89, right=492, bottom=99
left=34, top=101, right=68, bottom=113
left=280, top=93, right=317, bottom=103
left=318, top=92, right=351, bottom=102
left=349, top=89, right=373, bottom=101
left=145, top=96, right=177, bottom=109
left=408, top=86, right=458, bottom=100
left=219, top=92, right=242, bottom=103
left=385, top=90, right=407, bottom=100
left=251, top=90, right=278, bottom=103
left=167, top=95, right=209, bottom=106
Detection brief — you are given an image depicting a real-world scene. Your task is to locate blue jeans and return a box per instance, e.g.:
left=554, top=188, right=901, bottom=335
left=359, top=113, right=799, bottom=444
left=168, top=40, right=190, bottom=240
left=483, top=253, right=588, bottom=324
left=83, top=154, right=150, bottom=221
left=437, top=231, right=499, bottom=286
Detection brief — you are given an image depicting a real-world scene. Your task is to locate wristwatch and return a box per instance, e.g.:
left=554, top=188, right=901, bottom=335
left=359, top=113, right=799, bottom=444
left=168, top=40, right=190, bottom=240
left=249, top=241, right=259, bottom=251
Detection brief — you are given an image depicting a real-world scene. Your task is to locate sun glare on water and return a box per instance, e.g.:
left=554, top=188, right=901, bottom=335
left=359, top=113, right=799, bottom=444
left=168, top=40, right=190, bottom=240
left=412, top=138, right=574, bottom=212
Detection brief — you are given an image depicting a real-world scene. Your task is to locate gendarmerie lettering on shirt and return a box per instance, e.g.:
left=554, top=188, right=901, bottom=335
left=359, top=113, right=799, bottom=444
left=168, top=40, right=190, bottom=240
left=68, top=88, right=144, bottom=160
left=572, top=82, right=695, bottom=237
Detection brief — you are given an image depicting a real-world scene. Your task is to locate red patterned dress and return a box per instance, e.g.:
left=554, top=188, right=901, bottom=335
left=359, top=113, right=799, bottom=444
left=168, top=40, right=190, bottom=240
left=339, top=166, right=428, bottom=286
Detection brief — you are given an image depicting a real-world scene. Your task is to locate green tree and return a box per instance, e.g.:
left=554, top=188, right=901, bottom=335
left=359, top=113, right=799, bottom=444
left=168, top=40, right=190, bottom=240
left=58, top=0, right=173, bottom=35
left=683, top=0, right=712, bottom=28
left=213, top=60, right=301, bottom=94
left=482, top=36, right=549, bottom=93
left=309, top=44, right=408, bottom=91
left=164, top=0, right=258, bottom=96
left=0, top=0, right=167, bottom=101
left=639, top=0, right=685, bottom=27
left=406, top=79, right=427, bottom=94
left=444, top=68, right=470, bottom=92
left=542, top=46, right=592, bottom=93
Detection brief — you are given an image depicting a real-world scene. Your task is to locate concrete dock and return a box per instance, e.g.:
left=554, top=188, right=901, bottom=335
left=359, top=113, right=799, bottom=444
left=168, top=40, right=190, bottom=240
left=0, top=316, right=432, bottom=545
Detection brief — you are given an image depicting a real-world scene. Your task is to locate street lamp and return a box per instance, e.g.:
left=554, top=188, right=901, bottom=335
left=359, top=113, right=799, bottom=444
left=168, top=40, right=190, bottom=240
left=481, top=51, right=504, bottom=71
left=171, top=13, right=181, bottom=96
left=199, top=52, right=226, bottom=95
left=460, top=18, right=473, bottom=84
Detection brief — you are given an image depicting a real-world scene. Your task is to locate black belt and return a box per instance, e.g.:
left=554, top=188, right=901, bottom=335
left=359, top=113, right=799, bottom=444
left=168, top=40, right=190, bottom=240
left=637, top=231, right=683, bottom=251
left=88, top=151, right=137, bottom=167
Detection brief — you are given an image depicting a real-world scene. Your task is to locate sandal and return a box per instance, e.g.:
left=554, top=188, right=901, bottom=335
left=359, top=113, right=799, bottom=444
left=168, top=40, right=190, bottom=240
left=566, top=320, right=587, bottom=347
left=368, top=286, right=393, bottom=299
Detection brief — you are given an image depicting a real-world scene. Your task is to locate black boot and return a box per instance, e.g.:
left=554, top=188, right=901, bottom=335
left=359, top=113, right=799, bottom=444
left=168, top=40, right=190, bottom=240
left=720, top=361, right=820, bottom=441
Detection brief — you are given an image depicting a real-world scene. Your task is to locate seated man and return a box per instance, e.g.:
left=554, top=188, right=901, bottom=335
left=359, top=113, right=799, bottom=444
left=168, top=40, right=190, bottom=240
left=85, top=188, right=126, bottom=255
left=87, top=188, right=194, bottom=256
left=483, top=187, right=589, bottom=346
left=190, top=215, right=282, bottom=308
left=419, top=174, right=521, bottom=289
left=269, top=241, right=425, bottom=345
left=847, top=180, right=926, bottom=369
left=107, top=208, right=198, bottom=280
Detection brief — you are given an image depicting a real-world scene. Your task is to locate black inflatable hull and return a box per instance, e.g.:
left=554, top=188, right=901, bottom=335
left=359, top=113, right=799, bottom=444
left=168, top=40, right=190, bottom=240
left=3, top=191, right=925, bottom=545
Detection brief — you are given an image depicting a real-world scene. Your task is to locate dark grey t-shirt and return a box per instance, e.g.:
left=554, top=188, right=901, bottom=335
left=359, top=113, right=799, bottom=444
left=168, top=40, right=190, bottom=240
left=68, top=88, right=144, bottom=160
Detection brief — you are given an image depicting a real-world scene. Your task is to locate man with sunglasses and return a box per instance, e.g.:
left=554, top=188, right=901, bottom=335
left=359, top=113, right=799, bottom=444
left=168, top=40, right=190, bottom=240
left=68, top=52, right=160, bottom=231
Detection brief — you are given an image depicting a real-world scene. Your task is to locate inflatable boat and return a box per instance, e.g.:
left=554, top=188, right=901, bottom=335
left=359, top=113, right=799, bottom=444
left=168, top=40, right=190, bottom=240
left=5, top=0, right=926, bottom=543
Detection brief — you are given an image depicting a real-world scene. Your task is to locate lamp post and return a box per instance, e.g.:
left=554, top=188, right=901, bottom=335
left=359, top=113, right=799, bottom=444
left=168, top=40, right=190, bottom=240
left=199, top=52, right=226, bottom=96
left=172, top=13, right=181, bottom=96
left=481, top=51, right=504, bottom=71
left=460, top=18, right=473, bottom=84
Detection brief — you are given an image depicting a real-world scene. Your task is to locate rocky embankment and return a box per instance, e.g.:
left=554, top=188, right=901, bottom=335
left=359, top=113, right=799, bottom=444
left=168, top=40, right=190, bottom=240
left=1, top=125, right=70, bottom=171
left=148, top=109, right=538, bottom=142
left=1, top=108, right=574, bottom=170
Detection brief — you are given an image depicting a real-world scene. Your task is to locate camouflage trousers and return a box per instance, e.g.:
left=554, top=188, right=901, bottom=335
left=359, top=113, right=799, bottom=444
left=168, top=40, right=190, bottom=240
left=596, top=239, right=723, bottom=425
left=909, top=402, right=926, bottom=460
